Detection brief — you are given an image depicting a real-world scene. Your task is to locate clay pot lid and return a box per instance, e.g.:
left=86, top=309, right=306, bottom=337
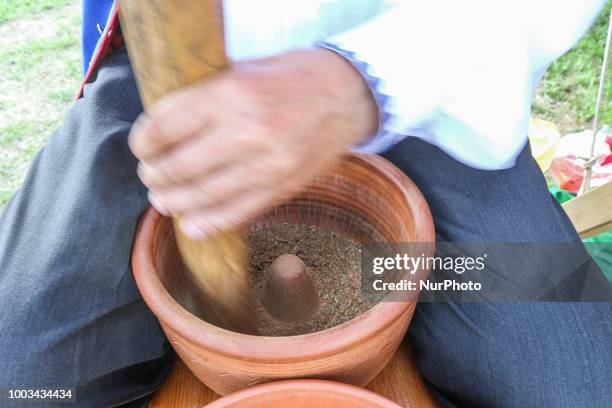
left=206, top=379, right=402, bottom=408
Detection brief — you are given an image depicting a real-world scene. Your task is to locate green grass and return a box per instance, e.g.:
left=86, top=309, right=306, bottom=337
left=533, top=0, right=612, bottom=133
left=1, top=33, right=79, bottom=81
left=0, top=1, right=610, bottom=209
left=0, top=0, right=71, bottom=25
left=0, top=122, right=38, bottom=144
left=0, top=190, right=14, bottom=204
left=48, top=88, right=76, bottom=103
left=0, top=0, right=81, bottom=207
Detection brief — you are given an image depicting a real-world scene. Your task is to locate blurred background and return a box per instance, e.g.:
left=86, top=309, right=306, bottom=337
left=0, top=0, right=610, bottom=208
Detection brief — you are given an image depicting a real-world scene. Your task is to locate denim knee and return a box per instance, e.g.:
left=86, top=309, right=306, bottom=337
left=409, top=302, right=612, bottom=408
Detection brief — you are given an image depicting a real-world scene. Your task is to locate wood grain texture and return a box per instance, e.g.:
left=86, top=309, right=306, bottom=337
left=119, top=0, right=253, bottom=333
left=367, top=342, right=438, bottom=408
left=563, top=181, right=612, bottom=238
left=150, top=340, right=438, bottom=408
left=118, top=0, right=227, bottom=107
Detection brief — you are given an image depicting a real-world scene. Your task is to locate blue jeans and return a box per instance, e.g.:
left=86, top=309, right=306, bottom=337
left=383, top=141, right=612, bottom=407
left=0, top=48, right=610, bottom=407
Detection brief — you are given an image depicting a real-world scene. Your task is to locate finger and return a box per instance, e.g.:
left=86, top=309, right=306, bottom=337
left=178, top=188, right=278, bottom=240
left=147, top=191, right=170, bottom=216
left=151, top=161, right=262, bottom=214
left=138, top=123, right=269, bottom=188
left=128, top=83, right=213, bottom=160
left=137, top=162, right=175, bottom=189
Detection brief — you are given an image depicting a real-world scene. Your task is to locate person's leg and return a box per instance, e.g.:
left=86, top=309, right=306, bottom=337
left=383, top=138, right=612, bottom=407
left=0, top=48, right=170, bottom=407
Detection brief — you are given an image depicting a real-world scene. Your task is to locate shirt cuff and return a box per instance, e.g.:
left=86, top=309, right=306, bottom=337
left=317, top=41, right=403, bottom=154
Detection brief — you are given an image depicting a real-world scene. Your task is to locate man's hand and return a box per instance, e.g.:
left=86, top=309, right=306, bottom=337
left=128, top=49, right=377, bottom=239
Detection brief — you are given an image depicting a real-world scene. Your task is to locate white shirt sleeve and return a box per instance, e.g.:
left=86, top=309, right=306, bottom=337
left=319, top=0, right=606, bottom=169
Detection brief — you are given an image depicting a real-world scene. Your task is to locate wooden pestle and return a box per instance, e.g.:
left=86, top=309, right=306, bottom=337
left=119, top=0, right=253, bottom=333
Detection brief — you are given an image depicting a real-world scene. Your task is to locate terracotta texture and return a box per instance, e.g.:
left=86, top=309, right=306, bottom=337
left=148, top=342, right=439, bottom=407
left=132, top=153, right=435, bottom=395
left=205, top=379, right=402, bottom=408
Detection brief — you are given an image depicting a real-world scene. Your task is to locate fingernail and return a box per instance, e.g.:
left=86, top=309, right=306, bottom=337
left=128, top=116, right=143, bottom=142
left=128, top=114, right=150, bottom=154
left=148, top=192, right=169, bottom=216
left=180, top=220, right=207, bottom=240
left=133, top=113, right=149, bottom=131
left=136, top=164, right=145, bottom=184
left=137, top=162, right=153, bottom=187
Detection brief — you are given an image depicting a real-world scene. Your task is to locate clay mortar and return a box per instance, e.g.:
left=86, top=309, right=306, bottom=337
left=132, top=153, right=435, bottom=395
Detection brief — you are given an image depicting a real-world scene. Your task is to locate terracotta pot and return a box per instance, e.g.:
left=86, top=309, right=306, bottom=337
left=132, top=153, right=434, bottom=395
left=206, top=379, right=402, bottom=408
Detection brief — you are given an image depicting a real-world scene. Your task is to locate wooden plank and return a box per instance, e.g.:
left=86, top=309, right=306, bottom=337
left=366, top=342, right=438, bottom=408
left=150, top=340, right=438, bottom=407
left=563, top=181, right=612, bottom=238
left=150, top=358, right=218, bottom=407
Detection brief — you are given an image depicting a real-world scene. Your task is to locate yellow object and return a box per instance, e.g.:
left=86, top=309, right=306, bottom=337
left=528, top=118, right=561, bottom=172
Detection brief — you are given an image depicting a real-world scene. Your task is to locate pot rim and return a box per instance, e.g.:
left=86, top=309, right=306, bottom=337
left=132, top=153, right=435, bottom=362
left=205, top=378, right=403, bottom=407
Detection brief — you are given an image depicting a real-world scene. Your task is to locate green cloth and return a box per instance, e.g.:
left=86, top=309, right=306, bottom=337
left=585, top=233, right=612, bottom=284
left=549, top=185, right=575, bottom=204
left=549, top=184, right=612, bottom=284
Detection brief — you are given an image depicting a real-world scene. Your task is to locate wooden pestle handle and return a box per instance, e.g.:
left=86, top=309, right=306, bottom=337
left=119, top=0, right=253, bottom=333
left=119, top=0, right=227, bottom=105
